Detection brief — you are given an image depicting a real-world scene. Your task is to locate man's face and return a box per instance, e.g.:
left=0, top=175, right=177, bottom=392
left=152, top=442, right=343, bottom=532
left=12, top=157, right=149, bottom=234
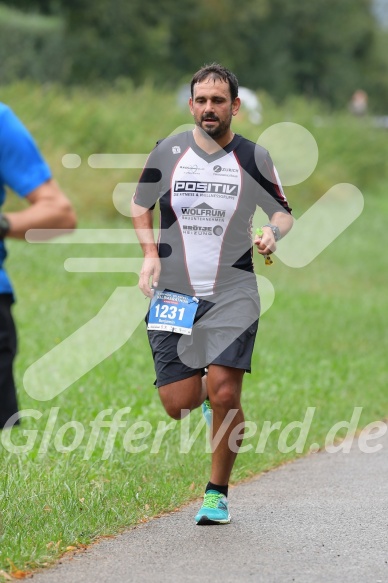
left=189, top=77, right=240, bottom=140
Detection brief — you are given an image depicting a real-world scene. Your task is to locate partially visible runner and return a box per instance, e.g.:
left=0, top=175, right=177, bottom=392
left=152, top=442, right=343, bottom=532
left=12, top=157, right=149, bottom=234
left=131, top=63, right=293, bottom=525
left=0, top=103, right=77, bottom=429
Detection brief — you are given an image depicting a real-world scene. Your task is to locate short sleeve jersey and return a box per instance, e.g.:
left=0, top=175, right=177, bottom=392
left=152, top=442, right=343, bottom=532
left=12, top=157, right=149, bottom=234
left=0, top=103, right=51, bottom=295
left=134, top=131, right=292, bottom=297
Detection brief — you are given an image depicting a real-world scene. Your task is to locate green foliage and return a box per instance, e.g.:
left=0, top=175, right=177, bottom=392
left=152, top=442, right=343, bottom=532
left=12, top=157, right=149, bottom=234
left=59, top=0, right=388, bottom=110
left=361, top=28, right=388, bottom=111
left=0, top=0, right=58, bottom=14
left=167, top=0, right=270, bottom=81
left=0, top=4, right=64, bottom=84
left=251, top=0, right=376, bottom=107
left=168, top=0, right=378, bottom=109
left=60, top=0, right=173, bottom=84
left=1, top=0, right=388, bottom=111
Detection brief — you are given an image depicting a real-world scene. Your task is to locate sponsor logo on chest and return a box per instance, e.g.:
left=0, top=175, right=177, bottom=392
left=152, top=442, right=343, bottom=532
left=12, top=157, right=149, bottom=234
left=174, top=181, right=238, bottom=196
left=181, top=206, right=225, bottom=218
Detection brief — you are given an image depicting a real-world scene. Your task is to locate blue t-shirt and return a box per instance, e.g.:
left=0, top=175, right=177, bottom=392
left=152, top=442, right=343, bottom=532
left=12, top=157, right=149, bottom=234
left=0, top=103, right=51, bottom=295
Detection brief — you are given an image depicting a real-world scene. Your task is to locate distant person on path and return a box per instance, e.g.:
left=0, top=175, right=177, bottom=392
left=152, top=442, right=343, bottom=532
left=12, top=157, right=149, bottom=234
left=349, top=89, right=368, bottom=116
left=131, top=63, right=293, bottom=525
left=0, top=103, right=77, bottom=429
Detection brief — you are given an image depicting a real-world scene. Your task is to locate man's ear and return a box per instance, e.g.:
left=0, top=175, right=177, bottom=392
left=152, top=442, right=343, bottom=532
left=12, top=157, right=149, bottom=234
left=232, top=97, right=241, bottom=116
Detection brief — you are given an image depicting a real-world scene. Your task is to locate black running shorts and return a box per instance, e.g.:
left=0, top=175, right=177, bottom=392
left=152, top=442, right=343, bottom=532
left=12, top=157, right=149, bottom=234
left=146, top=287, right=260, bottom=388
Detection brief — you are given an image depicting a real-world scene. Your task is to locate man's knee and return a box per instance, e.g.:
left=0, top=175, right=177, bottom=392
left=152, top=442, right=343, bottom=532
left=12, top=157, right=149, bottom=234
left=208, top=368, right=244, bottom=409
left=162, top=401, right=190, bottom=421
left=211, top=385, right=239, bottom=409
left=158, top=375, right=202, bottom=420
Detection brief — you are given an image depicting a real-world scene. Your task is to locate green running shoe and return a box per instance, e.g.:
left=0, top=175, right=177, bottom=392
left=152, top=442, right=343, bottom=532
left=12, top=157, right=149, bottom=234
left=195, top=490, right=231, bottom=525
left=201, top=398, right=212, bottom=427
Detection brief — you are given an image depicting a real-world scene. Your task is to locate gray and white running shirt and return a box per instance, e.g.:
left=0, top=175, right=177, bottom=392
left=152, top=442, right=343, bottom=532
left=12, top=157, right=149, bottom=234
left=134, top=131, right=292, bottom=297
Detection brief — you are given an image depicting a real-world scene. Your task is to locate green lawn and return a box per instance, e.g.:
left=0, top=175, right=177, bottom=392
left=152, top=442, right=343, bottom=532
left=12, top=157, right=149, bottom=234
left=0, top=83, right=387, bottom=578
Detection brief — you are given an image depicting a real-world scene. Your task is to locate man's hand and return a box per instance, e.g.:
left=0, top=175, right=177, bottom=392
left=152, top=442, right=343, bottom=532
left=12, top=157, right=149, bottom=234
left=131, top=200, right=160, bottom=297
left=254, top=226, right=276, bottom=256
left=139, top=255, right=161, bottom=297
left=254, top=211, right=294, bottom=256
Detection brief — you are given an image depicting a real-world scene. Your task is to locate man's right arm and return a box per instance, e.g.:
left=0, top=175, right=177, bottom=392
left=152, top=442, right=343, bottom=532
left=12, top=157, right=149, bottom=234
left=0, top=105, right=76, bottom=239
left=4, top=179, right=76, bottom=240
left=131, top=199, right=161, bottom=297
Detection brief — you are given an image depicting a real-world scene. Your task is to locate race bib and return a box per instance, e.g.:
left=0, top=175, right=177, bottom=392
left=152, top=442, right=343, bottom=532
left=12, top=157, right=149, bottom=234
left=147, top=290, right=199, bottom=335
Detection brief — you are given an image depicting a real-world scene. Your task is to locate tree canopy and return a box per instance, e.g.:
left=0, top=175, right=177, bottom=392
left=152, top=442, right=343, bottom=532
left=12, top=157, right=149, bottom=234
left=1, top=0, right=388, bottom=111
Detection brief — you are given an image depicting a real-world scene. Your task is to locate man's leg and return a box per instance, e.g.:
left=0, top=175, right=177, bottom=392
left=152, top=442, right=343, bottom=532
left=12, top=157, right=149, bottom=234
left=0, top=295, right=19, bottom=429
left=148, top=325, right=208, bottom=420
left=207, top=364, right=244, bottom=484
left=195, top=365, right=244, bottom=525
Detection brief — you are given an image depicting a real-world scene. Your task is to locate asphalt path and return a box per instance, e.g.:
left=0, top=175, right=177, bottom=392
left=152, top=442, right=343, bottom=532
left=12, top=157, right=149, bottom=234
left=30, top=423, right=388, bottom=583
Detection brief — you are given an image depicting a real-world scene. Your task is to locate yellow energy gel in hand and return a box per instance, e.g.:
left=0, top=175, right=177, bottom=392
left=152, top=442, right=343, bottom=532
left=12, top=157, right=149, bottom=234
left=255, top=228, right=274, bottom=266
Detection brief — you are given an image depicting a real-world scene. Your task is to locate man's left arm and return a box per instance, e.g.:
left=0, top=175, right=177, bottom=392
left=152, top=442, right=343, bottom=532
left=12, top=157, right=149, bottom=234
left=254, top=150, right=293, bottom=256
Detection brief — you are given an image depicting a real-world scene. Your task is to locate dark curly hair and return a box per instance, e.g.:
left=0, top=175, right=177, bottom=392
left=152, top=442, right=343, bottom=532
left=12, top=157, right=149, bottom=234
left=190, top=63, right=239, bottom=101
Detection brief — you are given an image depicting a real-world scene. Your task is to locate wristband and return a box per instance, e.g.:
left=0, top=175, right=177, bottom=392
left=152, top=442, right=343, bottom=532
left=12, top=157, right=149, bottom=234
left=0, top=213, right=10, bottom=239
left=263, top=223, right=281, bottom=242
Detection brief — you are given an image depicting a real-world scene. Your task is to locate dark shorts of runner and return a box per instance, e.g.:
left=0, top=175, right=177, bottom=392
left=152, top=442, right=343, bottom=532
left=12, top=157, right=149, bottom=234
left=146, top=287, right=260, bottom=388
left=0, top=293, right=19, bottom=428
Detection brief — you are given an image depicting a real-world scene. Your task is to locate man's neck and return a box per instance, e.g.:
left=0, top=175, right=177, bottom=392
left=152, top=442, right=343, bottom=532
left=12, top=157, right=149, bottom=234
left=192, top=128, right=235, bottom=154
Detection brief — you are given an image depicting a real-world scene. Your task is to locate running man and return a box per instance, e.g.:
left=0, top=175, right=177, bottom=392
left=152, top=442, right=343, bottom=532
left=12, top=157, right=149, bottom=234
left=131, top=63, right=293, bottom=524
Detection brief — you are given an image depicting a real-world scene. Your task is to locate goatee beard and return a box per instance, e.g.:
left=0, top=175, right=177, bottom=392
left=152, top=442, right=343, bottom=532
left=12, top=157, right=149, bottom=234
left=199, top=119, right=229, bottom=139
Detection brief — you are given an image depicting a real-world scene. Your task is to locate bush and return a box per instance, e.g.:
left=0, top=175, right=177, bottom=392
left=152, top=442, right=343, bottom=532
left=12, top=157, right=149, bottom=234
left=0, top=3, right=64, bottom=84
